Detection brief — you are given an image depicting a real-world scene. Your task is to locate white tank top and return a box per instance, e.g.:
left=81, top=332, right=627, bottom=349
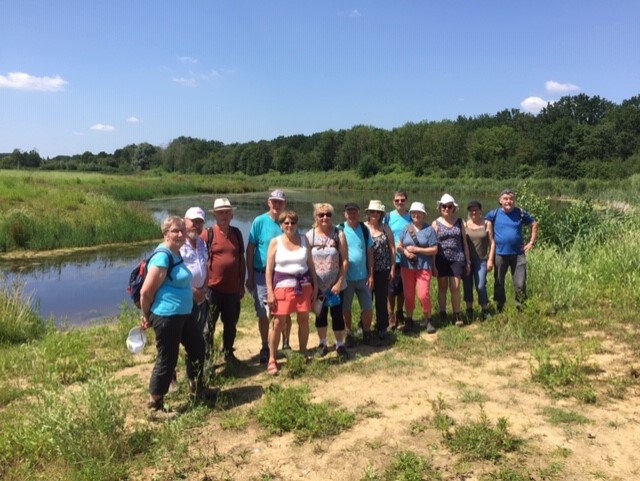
left=274, top=235, right=309, bottom=288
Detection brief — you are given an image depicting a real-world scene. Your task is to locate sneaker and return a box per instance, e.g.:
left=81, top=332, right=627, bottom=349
left=336, top=345, right=350, bottom=360
left=345, top=332, right=356, bottom=348
left=454, top=313, right=464, bottom=327
left=363, top=331, right=381, bottom=347
left=258, top=346, right=269, bottom=364
left=315, top=344, right=329, bottom=357
left=401, top=318, right=415, bottom=334
left=425, top=320, right=436, bottom=334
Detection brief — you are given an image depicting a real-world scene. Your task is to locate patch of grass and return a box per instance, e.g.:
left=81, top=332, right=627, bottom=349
left=460, top=387, right=489, bottom=404
left=0, top=276, right=48, bottom=344
left=256, top=384, right=355, bottom=441
left=438, top=409, right=523, bottom=461
left=382, top=451, right=441, bottom=481
left=530, top=348, right=597, bottom=403
left=430, top=394, right=455, bottom=433
left=541, top=406, right=591, bottom=425
left=220, top=411, right=249, bottom=431
left=481, top=467, right=530, bottom=481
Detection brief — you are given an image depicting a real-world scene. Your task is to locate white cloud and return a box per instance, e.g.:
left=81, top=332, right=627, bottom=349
left=520, top=96, right=552, bottom=114
left=199, top=70, right=221, bottom=80
left=90, top=124, right=115, bottom=132
left=349, top=9, right=361, bottom=17
left=179, top=56, right=198, bottom=64
left=172, top=76, right=197, bottom=87
left=127, top=116, right=141, bottom=123
left=545, top=80, right=580, bottom=94
left=0, top=71, right=68, bottom=91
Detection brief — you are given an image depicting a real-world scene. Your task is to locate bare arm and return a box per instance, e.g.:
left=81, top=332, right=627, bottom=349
left=265, top=238, right=278, bottom=306
left=486, top=221, right=495, bottom=271
left=460, top=221, right=471, bottom=276
left=245, top=241, right=255, bottom=290
left=139, top=265, right=167, bottom=329
left=334, top=231, right=349, bottom=295
left=524, top=221, right=539, bottom=253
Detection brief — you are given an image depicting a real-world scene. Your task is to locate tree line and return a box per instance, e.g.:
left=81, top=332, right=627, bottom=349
left=2, top=93, right=639, bottom=180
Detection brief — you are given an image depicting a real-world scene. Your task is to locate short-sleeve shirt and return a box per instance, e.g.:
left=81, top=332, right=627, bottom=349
left=201, top=225, right=244, bottom=294
left=398, top=225, right=437, bottom=270
left=179, top=237, right=208, bottom=289
left=387, top=210, right=411, bottom=263
left=343, top=223, right=373, bottom=282
left=248, top=212, right=283, bottom=270
left=306, top=228, right=343, bottom=293
left=148, top=244, right=193, bottom=316
left=488, top=208, right=535, bottom=256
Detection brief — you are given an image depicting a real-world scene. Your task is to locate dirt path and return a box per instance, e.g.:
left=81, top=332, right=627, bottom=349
left=121, top=321, right=640, bottom=481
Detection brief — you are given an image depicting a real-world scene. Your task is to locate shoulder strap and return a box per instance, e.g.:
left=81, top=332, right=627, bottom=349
left=206, top=226, right=214, bottom=251
left=383, top=212, right=390, bottom=225
left=407, top=225, right=421, bottom=247
left=487, top=209, right=498, bottom=224
left=519, top=208, right=524, bottom=221
left=359, top=222, right=370, bottom=246
left=152, top=246, right=180, bottom=280
left=332, top=227, right=340, bottom=247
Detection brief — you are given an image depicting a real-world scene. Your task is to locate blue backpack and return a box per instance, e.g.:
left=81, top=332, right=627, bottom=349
left=127, top=247, right=182, bottom=308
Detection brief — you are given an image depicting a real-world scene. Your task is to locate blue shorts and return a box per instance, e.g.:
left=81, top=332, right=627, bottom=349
left=251, top=271, right=269, bottom=318
left=341, top=278, right=373, bottom=312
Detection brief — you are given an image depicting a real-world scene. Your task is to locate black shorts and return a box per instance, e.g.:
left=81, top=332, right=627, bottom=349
left=388, top=263, right=404, bottom=295
left=435, top=256, right=465, bottom=278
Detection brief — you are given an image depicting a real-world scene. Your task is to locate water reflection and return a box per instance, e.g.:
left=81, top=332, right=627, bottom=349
left=1, top=189, right=498, bottom=325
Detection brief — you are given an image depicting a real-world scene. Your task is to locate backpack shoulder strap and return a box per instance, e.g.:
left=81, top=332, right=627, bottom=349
left=153, top=246, right=180, bottom=280
left=383, top=212, right=390, bottom=225
left=359, top=221, right=370, bottom=246
left=486, top=208, right=498, bottom=224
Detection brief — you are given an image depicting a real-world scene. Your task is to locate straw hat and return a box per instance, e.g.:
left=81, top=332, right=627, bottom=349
left=365, top=200, right=385, bottom=213
left=211, top=197, right=235, bottom=211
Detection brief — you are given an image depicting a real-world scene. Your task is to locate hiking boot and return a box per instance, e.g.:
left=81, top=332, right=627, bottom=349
left=336, top=345, right=350, bottom=360
left=454, top=313, right=464, bottom=327
left=425, top=319, right=436, bottom=334
left=147, top=396, right=165, bottom=411
left=315, top=344, right=329, bottom=357
left=258, top=346, right=270, bottom=364
left=401, top=318, right=415, bottom=334
left=439, top=311, right=448, bottom=326
left=466, top=308, right=474, bottom=322
left=378, top=330, right=389, bottom=341
left=224, top=350, right=241, bottom=365
left=345, top=331, right=356, bottom=348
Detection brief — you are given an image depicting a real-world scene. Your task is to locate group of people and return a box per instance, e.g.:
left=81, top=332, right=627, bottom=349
left=139, top=188, right=538, bottom=407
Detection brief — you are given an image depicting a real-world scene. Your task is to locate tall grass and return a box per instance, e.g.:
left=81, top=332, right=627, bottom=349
left=0, top=276, right=47, bottom=344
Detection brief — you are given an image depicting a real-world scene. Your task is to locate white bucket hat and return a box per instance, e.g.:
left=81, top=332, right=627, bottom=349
left=408, top=201, right=427, bottom=215
left=436, top=193, right=459, bottom=209
left=211, top=197, right=235, bottom=211
left=365, top=200, right=385, bottom=213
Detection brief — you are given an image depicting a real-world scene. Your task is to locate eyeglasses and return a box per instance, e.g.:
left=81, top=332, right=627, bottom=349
left=317, top=212, right=332, bottom=218
left=441, top=204, right=455, bottom=210
left=394, top=198, right=406, bottom=203
left=282, top=221, right=297, bottom=226
left=169, top=228, right=185, bottom=234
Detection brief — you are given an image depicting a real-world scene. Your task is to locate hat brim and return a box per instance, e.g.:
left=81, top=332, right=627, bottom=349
left=210, top=206, right=236, bottom=212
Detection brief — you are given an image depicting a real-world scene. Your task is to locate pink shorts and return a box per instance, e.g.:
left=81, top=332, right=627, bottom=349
left=272, top=284, right=313, bottom=316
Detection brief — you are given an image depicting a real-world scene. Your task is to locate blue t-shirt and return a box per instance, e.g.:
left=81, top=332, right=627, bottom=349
left=487, top=208, right=535, bottom=256
left=148, top=244, right=193, bottom=316
left=248, top=212, right=283, bottom=270
left=344, top=223, right=373, bottom=281
left=387, top=210, right=411, bottom=263
left=398, top=224, right=438, bottom=270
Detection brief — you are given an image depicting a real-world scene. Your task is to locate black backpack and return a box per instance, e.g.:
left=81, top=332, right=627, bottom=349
left=127, top=247, right=182, bottom=308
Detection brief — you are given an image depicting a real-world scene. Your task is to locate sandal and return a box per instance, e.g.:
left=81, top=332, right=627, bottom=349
left=267, top=360, right=279, bottom=375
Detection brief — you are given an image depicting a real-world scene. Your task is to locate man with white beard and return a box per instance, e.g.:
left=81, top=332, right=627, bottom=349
left=181, top=207, right=209, bottom=332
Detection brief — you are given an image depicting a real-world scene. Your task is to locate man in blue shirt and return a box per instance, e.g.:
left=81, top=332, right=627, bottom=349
left=386, top=190, right=411, bottom=329
left=486, top=189, right=539, bottom=312
left=246, top=190, right=287, bottom=363
left=341, top=202, right=375, bottom=346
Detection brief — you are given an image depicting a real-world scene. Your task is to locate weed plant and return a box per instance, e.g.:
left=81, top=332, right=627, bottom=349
left=256, top=384, right=355, bottom=441
left=382, top=451, right=441, bottom=481
left=540, top=406, right=592, bottom=425
left=530, top=348, right=597, bottom=403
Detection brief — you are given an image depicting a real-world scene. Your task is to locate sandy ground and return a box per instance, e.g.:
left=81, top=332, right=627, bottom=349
left=119, top=320, right=640, bottom=481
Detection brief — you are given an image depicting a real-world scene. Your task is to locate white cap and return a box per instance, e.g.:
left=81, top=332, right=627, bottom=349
left=184, top=207, right=205, bottom=221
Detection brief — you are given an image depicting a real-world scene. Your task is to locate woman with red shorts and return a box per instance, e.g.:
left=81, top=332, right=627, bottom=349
left=265, top=210, right=318, bottom=374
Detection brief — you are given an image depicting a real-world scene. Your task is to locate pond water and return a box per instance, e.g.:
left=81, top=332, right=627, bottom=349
left=1, top=189, right=500, bottom=325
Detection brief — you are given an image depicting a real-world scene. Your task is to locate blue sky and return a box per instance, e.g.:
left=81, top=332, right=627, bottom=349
left=2, top=1, right=639, bottom=158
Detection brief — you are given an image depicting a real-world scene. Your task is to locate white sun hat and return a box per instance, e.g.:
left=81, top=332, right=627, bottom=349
left=408, top=201, right=427, bottom=215
left=436, top=193, right=459, bottom=209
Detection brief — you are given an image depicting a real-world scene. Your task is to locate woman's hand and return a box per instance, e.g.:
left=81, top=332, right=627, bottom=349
left=267, top=291, right=275, bottom=307
left=464, top=263, right=471, bottom=276
left=140, top=313, right=150, bottom=330
left=331, top=282, right=341, bottom=296
left=487, top=260, right=494, bottom=272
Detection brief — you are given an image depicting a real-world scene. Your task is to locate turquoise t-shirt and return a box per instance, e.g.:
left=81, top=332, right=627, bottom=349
left=248, top=212, right=283, bottom=270
left=344, top=223, right=373, bottom=281
left=148, top=245, right=193, bottom=316
left=387, top=210, right=411, bottom=263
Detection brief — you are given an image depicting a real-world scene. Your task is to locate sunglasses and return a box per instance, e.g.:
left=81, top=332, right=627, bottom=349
left=317, top=212, right=332, bottom=218
left=441, top=204, right=455, bottom=209
left=394, top=198, right=406, bottom=203
left=282, top=221, right=297, bottom=226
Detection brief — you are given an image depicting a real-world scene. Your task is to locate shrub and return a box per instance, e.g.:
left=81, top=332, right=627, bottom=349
left=0, top=276, right=46, bottom=344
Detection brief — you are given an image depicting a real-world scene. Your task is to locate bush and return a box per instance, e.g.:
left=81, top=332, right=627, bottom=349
left=0, top=277, right=46, bottom=344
